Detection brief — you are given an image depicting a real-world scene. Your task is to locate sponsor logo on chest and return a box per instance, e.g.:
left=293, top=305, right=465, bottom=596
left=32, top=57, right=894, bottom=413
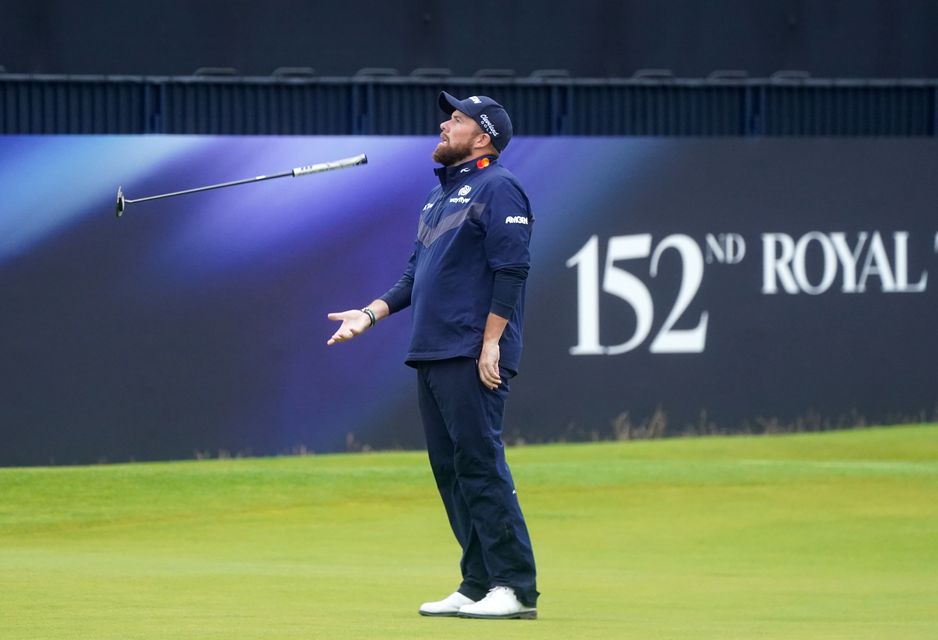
left=449, top=184, right=473, bottom=205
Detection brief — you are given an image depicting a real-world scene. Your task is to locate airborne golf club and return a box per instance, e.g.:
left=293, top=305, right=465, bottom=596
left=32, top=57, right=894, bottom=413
left=115, top=153, right=367, bottom=217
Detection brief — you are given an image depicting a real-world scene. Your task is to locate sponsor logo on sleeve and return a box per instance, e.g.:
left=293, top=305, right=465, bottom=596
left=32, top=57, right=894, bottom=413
left=505, top=215, right=529, bottom=225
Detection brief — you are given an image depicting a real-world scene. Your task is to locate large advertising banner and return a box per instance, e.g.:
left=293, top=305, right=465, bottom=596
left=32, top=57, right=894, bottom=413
left=1, top=137, right=935, bottom=465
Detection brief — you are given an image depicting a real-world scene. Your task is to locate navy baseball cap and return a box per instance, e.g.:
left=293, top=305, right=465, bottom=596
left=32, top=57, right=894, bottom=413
left=438, top=91, right=513, bottom=152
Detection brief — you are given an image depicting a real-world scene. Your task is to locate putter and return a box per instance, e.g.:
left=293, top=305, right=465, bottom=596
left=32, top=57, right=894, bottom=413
left=115, top=153, right=367, bottom=218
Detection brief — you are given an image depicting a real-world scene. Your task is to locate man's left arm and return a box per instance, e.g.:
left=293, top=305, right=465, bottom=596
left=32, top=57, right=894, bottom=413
left=478, top=180, right=533, bottom=389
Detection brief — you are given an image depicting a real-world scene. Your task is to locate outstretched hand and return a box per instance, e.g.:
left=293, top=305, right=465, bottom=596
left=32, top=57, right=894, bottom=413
left=326, top=310, right=370, bottom=345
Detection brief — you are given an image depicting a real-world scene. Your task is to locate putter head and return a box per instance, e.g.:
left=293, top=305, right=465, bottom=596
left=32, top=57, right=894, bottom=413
left=116, top=186, right=125, bottom=218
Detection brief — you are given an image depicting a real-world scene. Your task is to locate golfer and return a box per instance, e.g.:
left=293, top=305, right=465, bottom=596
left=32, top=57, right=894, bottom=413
left=327, top=92, right=539, bottom=620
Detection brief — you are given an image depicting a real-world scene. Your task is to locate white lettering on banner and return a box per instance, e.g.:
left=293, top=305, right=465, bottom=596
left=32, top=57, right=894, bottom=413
left=705, top=233, right=746, bottom=264
left=566, top=234, right=709, bottom=355
left=601, top=235, right=655, bottom=354
left=858, top=232, right=896, bottom=291
left=830, top=232, right=868, bottom=293
left=762, top=233, right=797, bottom=294
left=567, top=236, right=603, bottom=355
left=568, top=230, right=932, bottom=357
left=762, top=231, right=928, bottom=294
left=794, top=232, right=837, bottom=295
left=893, top=232, right=925, bottom=291
left=649, top=235, right=709, bottom=353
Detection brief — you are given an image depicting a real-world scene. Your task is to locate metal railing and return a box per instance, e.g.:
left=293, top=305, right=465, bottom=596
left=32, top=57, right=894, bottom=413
left=2, top=72, right=936, bottom=136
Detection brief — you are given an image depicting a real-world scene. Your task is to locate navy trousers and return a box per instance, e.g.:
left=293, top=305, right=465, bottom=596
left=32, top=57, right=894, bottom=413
left=416, top=357, right=539, bottom=607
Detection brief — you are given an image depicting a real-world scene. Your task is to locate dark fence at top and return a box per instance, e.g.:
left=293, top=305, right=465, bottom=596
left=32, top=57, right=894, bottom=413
left=1, top=73, right=936, bottom=137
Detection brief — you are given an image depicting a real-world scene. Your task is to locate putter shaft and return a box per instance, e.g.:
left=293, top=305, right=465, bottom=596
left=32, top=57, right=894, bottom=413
left=116, top=153, right=367, bottom=218
left=124, top=171, right=292, bottom=205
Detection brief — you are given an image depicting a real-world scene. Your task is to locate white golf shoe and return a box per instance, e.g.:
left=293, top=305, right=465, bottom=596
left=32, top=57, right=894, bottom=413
left=418, top=591, right=475, bottom=617
left=457, top=586, right=537, bottom=619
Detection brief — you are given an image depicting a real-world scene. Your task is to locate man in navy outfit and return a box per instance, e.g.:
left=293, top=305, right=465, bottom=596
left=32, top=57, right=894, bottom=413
left=327, top=92, right=539, bottom=620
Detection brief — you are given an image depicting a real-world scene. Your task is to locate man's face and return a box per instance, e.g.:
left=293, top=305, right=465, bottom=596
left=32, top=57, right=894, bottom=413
left=432, top=109, right=487, bottom=166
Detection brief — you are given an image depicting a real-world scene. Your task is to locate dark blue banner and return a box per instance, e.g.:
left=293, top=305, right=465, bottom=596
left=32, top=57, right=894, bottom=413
left=2, top=137, right=936, bottom=465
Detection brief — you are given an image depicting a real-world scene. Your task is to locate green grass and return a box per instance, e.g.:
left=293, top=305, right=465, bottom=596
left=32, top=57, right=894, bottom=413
left=1, top=425, right=937, bottom=639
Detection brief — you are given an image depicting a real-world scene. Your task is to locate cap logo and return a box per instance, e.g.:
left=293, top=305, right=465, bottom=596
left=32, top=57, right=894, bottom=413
left=478, top=113, right=499, bottom=137
left=469, top=96, right=482, bottom=104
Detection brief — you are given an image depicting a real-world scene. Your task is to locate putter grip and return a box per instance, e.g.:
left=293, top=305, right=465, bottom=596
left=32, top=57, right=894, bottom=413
left=293, top=153, right=367, bottom=177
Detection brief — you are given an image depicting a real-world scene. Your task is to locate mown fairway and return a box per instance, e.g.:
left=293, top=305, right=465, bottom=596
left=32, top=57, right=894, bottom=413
left=1, top=425, right=936, bottom=639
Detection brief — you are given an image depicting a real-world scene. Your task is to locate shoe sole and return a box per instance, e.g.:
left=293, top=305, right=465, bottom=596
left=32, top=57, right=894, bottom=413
left=418, top=610, right=461, bottom=617
left=458, top=610, right=537, bottom=620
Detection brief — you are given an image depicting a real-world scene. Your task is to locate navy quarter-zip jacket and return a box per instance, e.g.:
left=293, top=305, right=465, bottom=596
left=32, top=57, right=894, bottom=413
left=380, top=154, right=534, bottom=373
